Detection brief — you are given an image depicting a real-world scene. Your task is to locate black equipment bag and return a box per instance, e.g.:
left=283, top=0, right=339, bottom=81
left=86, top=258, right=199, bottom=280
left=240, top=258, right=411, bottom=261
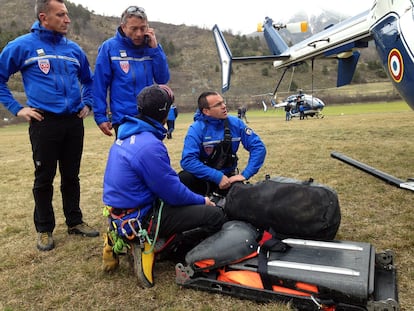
left=225, top=176, right=341, bottom=240
left=185, top=221, right=260, bottom=272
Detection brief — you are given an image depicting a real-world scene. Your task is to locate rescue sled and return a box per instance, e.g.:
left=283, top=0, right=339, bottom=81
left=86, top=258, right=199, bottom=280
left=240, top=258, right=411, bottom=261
left=175, top=222, right=399, bottom=311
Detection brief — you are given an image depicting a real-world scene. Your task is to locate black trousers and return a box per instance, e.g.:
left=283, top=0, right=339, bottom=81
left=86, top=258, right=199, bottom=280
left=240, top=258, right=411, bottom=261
left=166, top=120, right=175, bottom=134
left=178, top=170, right=232, bottom=196
left=29, top=113, right=84, bottom=232
left=158, top=202, right=226, bottom=239
left=154, top=201, right=226, bottom=261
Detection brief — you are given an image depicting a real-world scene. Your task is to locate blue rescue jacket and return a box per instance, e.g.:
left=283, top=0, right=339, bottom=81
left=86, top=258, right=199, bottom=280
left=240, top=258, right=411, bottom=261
left=180, top=111, right=266, bottom=185
left=103, top=116, right=205, bottom=218
left=93, top=28, right=170, bottom=126
left=0, top=21, right=93, bottom=115
left=167, top=105, right=178, bottom=121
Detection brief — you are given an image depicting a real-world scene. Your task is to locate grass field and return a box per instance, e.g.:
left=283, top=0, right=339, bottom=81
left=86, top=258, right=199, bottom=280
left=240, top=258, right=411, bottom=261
left=0, top=101, right=413, bottom=310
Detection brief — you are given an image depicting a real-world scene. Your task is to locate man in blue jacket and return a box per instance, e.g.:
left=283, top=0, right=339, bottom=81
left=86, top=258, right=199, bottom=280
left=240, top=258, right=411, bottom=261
left=102, top=85, right=225, bottom=286
left=166, top=103, right=178, bottom=139
left=93, top=6, right=170, bottom=137
left=0, top=0, right=99, bottom=251
left=180, top=91, right=266, bottom=195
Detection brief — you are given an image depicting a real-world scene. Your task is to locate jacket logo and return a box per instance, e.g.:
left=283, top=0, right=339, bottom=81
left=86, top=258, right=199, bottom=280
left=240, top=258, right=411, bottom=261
left=204, top=146, right=214, bottom=156
left=38, top=59, right=50, bottom=74
left=120, top=61, right=129, bottom=74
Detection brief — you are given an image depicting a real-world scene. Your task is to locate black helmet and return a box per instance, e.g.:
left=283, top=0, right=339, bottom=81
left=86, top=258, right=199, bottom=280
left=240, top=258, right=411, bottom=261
left=137, top=84, right=175, bottom=123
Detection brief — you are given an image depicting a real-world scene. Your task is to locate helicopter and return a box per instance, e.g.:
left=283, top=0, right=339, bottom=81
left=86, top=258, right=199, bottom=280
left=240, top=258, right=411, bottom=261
left=212, top=0, right=414, bottom=111
left=272, top=92, right=325, bottom=119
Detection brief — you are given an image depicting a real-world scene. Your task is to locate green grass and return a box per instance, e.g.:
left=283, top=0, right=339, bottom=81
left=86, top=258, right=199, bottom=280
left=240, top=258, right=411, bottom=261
left=323, top=101, right=411, bottom=115
left=0, top=101, right=413, bottom=310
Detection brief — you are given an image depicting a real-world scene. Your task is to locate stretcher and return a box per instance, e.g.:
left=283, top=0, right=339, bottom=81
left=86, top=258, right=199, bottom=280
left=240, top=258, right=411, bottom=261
left=175, top=237, right=399, bottom=310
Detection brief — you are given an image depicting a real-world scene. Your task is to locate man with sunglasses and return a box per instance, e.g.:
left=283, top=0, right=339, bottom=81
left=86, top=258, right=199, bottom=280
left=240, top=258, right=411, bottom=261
left=0, top=0, right=99, bottom=251
left=179, top=91, right=266, bottom=196
left=93, top=6, right=170, bottom=137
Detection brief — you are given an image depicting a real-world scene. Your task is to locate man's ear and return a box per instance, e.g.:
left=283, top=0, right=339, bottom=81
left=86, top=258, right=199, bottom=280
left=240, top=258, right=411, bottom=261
left=38, top=13, right=47, bottom=24
left=202, top=108, right=210, bottom=116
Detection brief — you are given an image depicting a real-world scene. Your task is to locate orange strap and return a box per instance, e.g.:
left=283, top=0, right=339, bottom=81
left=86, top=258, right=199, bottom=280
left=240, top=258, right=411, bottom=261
left=217, top=269, right=319, bottom=297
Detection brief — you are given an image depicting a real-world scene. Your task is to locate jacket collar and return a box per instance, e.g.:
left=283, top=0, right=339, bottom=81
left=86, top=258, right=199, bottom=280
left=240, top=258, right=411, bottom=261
left=31, top=21, right=67, bottom=44
left=117, top=115, right=167, bottom=141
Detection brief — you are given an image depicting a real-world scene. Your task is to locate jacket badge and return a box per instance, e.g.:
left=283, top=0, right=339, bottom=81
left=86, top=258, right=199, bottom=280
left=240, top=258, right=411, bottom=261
left=38, top=59, right=50, bottom=74
left=204, top=146, right=214, bottom=156
left=120, top=61, right=129, bottom=74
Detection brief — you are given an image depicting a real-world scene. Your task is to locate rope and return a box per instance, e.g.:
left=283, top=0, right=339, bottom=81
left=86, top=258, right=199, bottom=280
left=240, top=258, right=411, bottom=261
left=143, top=200, right=164, bottom=254
left=103, top=205, right=111, bottom=217
left=110, top=230, right=130, bottom=254
left=103, top=200, right=165, bottom=255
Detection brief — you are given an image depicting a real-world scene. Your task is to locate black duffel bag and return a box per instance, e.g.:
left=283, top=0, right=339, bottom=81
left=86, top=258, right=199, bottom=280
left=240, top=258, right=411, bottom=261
left=225, top=176, right=341, bottom=240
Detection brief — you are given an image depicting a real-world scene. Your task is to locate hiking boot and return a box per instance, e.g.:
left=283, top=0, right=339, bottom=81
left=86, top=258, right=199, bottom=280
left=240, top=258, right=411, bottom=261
left=37, top=232, right=54, bottom=251
left=130, top=241, right=155, bottom=287
left=68, top=222, right=99, bottom=237
left=102, top=232, right=119, bottom=272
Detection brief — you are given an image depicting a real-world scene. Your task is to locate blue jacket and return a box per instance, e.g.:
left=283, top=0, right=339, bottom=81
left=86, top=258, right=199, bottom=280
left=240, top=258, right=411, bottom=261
left=181, top=111, right=266, bottom=185
left=103, top=116, right=205, bottom=217
left=93, top=28, right=170, bottom=126
left=167, top=105, right=178, bottom=121
left=0, top=21, right=93, bottom=116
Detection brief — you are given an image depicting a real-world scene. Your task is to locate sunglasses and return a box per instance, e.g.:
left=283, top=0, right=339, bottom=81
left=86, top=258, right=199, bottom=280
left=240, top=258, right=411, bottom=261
left=126, top=6, right=146, bottom=14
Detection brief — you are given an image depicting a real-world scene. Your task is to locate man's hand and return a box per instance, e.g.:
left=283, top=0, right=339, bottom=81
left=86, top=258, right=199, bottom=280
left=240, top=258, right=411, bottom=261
left=77, top=105, right=90, bottom=119
left=228, top=174, right=246, bottom=184
left=98, top=121, right=113, bottom=136
left=218, top=175, right=231, bottom=189
left=204, top=197, right=216, bottom=206
left=219, top=174, right=246, bottom=190
left=146, top=27, right=158, bottom=48
left=17, top=107, right=44, bottom=122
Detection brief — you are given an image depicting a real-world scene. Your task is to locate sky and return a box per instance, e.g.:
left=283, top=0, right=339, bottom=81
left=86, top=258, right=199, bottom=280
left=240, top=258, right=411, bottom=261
left=69, top=0, right=374, bottom=35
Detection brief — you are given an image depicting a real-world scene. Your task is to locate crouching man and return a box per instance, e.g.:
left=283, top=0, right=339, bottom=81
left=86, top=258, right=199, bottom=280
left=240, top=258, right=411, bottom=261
left=101, top=85, right=226, bottom=287
left=179, top=91, right=266, bottom=196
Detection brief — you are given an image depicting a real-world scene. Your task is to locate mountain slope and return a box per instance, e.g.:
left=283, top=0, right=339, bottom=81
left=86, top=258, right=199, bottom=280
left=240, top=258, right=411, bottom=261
left=0, top=0, right=392, bottom=121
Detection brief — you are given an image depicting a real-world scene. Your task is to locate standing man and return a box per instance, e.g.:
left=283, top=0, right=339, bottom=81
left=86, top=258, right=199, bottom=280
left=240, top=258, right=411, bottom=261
left=297, top=94, right=305, bottom=120
left=93, top=6, right=170, bottom=137
left=285, top=104, right=291, bottom=121
left=179, top=91, right=266, bottom=196
left=0, top=0, right=99, bottom=251
left=166, top=103, right=178, bottom=139
left=240, top=105, right=248, bottom=123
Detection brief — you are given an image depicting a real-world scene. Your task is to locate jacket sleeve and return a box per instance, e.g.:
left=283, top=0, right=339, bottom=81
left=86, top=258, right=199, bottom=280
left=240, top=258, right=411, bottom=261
left=237, top=119, right=267, bottom=179
left=0, top=41, right=24, bottom=115
left=92, top=43, right=111, bottom=125
left=136, top=141, right=205, bottom=206
left=149, top=44, right=170, bottom=84
left=78, top=49, right=94, bottom=109
left=180, top=123, right=224, bottom=185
